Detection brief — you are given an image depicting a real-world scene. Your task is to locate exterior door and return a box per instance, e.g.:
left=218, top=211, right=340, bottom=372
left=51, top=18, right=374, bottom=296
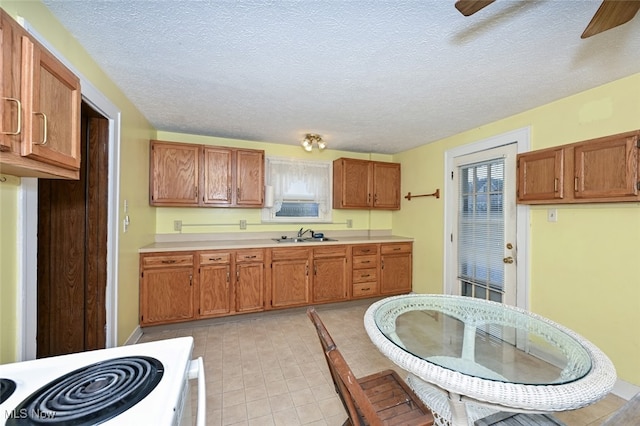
left=451, top=143, right=518, bottom=307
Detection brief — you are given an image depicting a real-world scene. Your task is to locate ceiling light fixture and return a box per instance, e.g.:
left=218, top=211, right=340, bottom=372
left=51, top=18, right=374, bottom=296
left=301, top=133, right=326, bottom=152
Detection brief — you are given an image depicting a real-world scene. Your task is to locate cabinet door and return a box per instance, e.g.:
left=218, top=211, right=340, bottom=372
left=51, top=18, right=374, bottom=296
left=380, top=244, right=412, bottom=295
left=236, top=263, right=264, bottom=312
left=574, top=135, right=639, bottom=199
left=140, top=268, right=194, bottom=325
left=373, top=162, right=401, bottom=209
left=271, top=258, right=310, bottom=308
left=20, top=35, right=80, bottom=170
left=517, top=148, right=564, bottom=202
left=334, top=158, right=372, bottom=208
left=236, top=149, right=264, bottom=206
left=199, top=264, right=231, bottom=317
left=0, top=14, right=18, bottom=152
left=203, top=146, right=233, bottom=205
left=150, top=141, right=200, bottom=205
left=312, top=247, right=348, bottom=303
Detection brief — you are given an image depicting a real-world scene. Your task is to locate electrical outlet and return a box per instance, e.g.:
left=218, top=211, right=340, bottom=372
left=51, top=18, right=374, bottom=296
left=346, top=219, right=353, bottom=228
left=240, top=219, right=247, bottom=230
left=174, top=220, right=182, bottom=231
left=547, top=209, right=558, bottom=222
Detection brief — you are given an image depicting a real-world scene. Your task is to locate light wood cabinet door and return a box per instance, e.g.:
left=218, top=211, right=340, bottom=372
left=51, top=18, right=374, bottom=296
left=150, top=140, right=200, bottom=205
left=236, top=262, right=264, bottom=312
left=140, top=253, right=195, bottom=326
left=236, top=149, right=264, bottom=206
left=380, top=243, right=412, bottom=295
left=373, top=162, right=401, bottom=209
left=312, top=246, right=348, bottom=303
left=517, top=148, right=564, bottom=202
left=199, top=263, right=231, bottom=317
left=203, top=146, right=233, bottom=205
left=20, top=36, right=80, bottom=170
left=271, top=247, right=310, bottom=308
left=333, top=158, right=372, bottom=208
left=0, top=10, right=80, bottom=179
left=574, top=134, right=639, bottom=199
left=235, top=249, right=265, bottom=313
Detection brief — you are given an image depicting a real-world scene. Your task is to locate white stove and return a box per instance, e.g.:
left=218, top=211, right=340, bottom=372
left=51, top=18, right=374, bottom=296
left=0, top=337, right=205, bottom=425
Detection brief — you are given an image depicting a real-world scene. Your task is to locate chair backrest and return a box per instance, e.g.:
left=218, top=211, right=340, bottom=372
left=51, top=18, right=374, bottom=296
left=307, top=307, right=363, bottom=424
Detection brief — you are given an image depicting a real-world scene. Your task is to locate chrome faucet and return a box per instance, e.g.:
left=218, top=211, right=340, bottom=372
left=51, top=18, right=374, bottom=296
left=297, top=228, right=313, bottom=238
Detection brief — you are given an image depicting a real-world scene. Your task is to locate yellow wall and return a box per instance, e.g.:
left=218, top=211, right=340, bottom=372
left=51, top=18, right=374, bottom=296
left=154, top=131, right=394, bottom=235
left=0, top=0, right=156, bottom=359
left=393, top=73, right=640, bottom=385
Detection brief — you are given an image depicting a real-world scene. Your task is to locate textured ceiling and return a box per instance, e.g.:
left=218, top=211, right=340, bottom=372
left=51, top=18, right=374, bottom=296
left=42, top=1, right=640, bottom=154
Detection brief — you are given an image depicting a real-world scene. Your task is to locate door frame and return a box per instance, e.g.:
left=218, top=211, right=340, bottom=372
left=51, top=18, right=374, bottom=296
left=17, top=19, right=121, bottom=359
left=443, top=127, right=530, bottom=310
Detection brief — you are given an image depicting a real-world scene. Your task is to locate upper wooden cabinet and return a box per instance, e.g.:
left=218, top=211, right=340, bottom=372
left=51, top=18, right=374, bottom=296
left=0, top=10, right=81, bottom=179
left=517, top=130, right=640, bottom=204
left=333, top=158, right=401, bottom=210
left=150, top=140, right=264, bottom=207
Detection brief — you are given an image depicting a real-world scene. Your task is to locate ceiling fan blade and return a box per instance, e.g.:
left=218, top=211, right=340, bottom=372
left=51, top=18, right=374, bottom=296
left=581, top=0, right=640, bottom=38
left=455, top=0, right=496, bottom=17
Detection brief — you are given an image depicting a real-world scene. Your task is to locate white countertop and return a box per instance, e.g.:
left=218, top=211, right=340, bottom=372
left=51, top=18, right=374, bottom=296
left=139, top=233, right=413, bottom=253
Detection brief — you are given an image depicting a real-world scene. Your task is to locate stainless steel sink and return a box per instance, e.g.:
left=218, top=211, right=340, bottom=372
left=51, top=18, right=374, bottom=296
left=272, top=237, right=337, bottom=243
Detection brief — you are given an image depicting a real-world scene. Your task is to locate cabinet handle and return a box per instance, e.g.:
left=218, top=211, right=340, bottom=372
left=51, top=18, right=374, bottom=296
left=314, top=264, right=317, bottom=275
left=362, top=287, right=370, bottom=291
left=393, top=247, right=401, bottom=251
left=361, top=260, right=370, bottom=264
left=306, top=264, right=309, bottom=276
left=226, top=269, right=230, bottom=283
left=1, top=97, right=21, bottom=135
left=227, top=187, right=231, bottom=200
left=209, top=257, right=223, bottom=261
left=381, top=260, right=384, bottom=270
left=244, top=255, right=257, bottom=259
left=33, top=112, right=48, bottom=145
left=374, top=193, right=378, bottom=203
left=574, top=177, right=579, bottom=192
left=554, top=178, right=558, bottom=192
left=237, top=187, right=241, bottom=200
left=189, top=274, right=193, bottom=286
left=161, top=259, right=177, bottom=264
left=361, top=274, right=370, bottom=278
left=361, top=249, right=370, bottom=253
left=367, top=193, right=371, bottom=204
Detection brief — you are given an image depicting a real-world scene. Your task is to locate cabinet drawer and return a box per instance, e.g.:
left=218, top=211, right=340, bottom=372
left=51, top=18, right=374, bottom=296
left=235, top=249, right=264, bottom=263
left=313, top=245, right=347, bottom=258
left=199, top=252, right=231, bottom=265
left=142, top=254, right=194, bottom=268
left=353, top=282, right=378, bottom=297
left=352, top=245, right=378, bottom=256
left=352, top=255, right=377, bottom=269
left=352, top=268, right=377, bottom=283
left=381, top=243, right=412, bottom=255
left=271, top=247, right=310, bottom=261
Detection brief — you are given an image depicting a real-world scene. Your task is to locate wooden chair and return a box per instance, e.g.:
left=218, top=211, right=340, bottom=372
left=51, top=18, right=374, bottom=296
left=307, top=307, right=434, bottom=426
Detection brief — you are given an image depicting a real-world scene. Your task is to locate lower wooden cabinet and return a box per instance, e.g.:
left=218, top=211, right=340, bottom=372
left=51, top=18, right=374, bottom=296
left=380, top=243, right=413, bottom=295
left=235, top=249, right=265, bottom=312
left=139, top=241, right=412, bottom=326
left=270, top=247, right=311, bottom=308
left=139, top=252, right=195, bottom=326
left=198, top=252, right=232, bottom=317
left=312, top=246, right=349, bottom=303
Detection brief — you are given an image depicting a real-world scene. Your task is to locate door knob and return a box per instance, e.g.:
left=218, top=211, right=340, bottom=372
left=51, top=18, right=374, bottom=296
left=503, top=256, right=514, bottom=264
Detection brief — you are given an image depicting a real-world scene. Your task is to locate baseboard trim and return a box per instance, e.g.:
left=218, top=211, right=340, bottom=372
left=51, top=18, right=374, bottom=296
left=123, top=326, right=142, bottom=345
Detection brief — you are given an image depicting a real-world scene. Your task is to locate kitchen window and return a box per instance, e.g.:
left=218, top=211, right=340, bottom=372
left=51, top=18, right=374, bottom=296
left=261, top=156, right=332, bottom=223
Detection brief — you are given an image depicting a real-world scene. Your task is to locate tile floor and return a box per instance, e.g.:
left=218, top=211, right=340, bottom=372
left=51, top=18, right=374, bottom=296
left=138, top=299, right=625, bottom=426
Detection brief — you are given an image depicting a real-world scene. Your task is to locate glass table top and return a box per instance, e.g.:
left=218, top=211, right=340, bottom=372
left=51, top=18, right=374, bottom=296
left=372, top=295, right=592, bottom=385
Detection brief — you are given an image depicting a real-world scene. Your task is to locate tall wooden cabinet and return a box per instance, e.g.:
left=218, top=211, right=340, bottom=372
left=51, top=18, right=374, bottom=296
left=333, top=158, right=401, bottom=210
left=150, top=140, right=264, bottom=207
left=517, top=130, right=640, bottom=204
left=0, top=10, right=81, bottom=179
